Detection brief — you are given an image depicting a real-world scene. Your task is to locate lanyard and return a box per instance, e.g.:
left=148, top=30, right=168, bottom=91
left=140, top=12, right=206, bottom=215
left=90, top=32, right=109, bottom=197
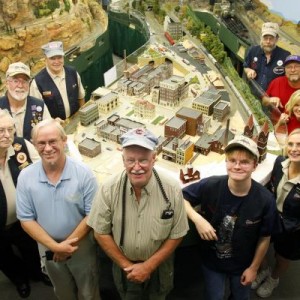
left=119, top=168, right=172, bottom=248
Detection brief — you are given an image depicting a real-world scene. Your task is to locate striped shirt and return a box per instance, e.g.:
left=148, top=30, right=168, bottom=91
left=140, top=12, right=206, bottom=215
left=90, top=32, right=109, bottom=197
left=88, top=169, right=189, bottom=261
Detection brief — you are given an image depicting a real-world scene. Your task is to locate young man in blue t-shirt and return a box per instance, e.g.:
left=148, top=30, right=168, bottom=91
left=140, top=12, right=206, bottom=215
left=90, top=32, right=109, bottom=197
left=183, top=136, right=277, bottom=300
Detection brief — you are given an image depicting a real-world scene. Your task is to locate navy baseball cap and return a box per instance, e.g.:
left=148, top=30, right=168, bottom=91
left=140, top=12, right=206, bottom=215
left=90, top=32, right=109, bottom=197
left=284, top=55, right=300, bottom=66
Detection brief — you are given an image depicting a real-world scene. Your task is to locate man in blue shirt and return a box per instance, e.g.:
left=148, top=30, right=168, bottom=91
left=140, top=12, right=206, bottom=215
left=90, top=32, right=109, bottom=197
left=244, top=22, right=290, bottom=99
left=16, top=119, right=100, bottom=300
left=183, top=136, right=277, bottom=300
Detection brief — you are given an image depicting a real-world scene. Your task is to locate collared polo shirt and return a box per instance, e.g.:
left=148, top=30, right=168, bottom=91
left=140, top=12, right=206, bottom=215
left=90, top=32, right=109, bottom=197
left=16, top=156, right=97, bottom=241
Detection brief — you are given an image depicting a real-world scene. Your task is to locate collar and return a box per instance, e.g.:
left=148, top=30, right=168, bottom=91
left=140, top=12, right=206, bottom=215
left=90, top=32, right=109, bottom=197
left=38, top=155, right=70, bottom=183
left=46, top=66, right=65, bottom=80
left=281, top=158, right=300, bottom=184
left=2, top=145, right=15, bottom=162
left=128, top=171, right=156, bottom=196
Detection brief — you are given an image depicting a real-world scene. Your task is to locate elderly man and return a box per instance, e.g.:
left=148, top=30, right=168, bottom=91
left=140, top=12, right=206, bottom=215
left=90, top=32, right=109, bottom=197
left=88, top=128, right=189, bottom=300
left=0, top=109, right=49, bottom=298
left=244, top=22, right=290, bottom=98
left=16, top=119, right=100, bottom=300
left=30, top=41, right=85, bottom=121
left=262, top=55, right=300, bottom=111
left=183, top=136, right=277, bottom=300
left=0, top=62, right=51, bottom=141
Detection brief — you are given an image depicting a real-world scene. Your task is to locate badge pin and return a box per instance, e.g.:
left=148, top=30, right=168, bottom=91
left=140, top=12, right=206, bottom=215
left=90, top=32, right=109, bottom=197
left=13, top=143, right=22, bottom=151
left=17, top=152, right=27, bottom=164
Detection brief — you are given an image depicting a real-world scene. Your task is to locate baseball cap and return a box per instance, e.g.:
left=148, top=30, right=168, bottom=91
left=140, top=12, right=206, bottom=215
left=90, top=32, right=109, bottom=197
left=284, top=55, right=300, bottom=66
left=6, top=62, right=31, bottom=78
left=120, top=128, right=158, bottom=151
left=261, top=22, right=279, bottom=37
left=42, top=41, right=64, bottom=58
left=225, top=135, right=259, bottom=160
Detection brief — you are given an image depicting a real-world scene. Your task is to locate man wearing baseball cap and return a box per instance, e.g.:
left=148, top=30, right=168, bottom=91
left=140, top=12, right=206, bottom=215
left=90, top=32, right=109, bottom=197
left=0, top=62, right=51, bottom=141
left=183, top=135, right=277, bottom=300
left=244, top=22, right=290, bottom=98
left=30, top=41, right=85, bottom=122
left=88, top=127, right=188, bottom=299
left=262, top=54, right=300, bottom=110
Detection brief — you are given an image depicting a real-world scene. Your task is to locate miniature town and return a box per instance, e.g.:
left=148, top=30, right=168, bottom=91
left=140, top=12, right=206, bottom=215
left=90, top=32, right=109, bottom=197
left=71, top=36, right=273, bottom=184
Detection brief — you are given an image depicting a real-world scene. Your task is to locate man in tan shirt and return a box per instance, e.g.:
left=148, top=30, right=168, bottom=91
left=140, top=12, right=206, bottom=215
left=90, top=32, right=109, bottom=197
left=0, top=109, right=50, bottom=298
left=30, top=41, right=85, bottom=122
left=88, top=128, right=189, bottom=300
left=0, top=62, right=51, bottom=141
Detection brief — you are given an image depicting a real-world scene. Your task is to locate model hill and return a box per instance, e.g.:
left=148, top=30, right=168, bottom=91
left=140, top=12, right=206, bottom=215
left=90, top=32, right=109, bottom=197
left=0, top=0, right=107, bottom=83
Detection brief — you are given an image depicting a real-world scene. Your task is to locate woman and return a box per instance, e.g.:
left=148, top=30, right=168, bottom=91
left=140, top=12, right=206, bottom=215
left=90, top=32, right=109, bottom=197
left=276, top=90, right=300, bottom=134
left=253, top=129, right=300, bottom=298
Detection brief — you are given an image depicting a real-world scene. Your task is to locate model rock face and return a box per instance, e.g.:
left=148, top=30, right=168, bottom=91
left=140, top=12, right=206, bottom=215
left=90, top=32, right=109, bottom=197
left=0, top=0, right=107, bottom=84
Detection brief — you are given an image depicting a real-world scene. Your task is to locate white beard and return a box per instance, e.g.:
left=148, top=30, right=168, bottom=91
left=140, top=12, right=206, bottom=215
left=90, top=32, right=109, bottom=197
left=9, top=89, right=29, bottom=102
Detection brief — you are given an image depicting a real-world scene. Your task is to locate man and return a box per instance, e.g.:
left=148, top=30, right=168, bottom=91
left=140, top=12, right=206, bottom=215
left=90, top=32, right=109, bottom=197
left=88, top=128, right=189, bottom=299
left=183, top=136, right=277, bottom=300
left=244, top=22, right=290, bottom=98
left=16, top=119, right=100, bottom=300
left=0, top=109, right=49, bottom=298
left=30, top=41, right=85, bottom=121
left=262, top=55, right=300, bottom=111
left=0, top=62, right=51, bottom=141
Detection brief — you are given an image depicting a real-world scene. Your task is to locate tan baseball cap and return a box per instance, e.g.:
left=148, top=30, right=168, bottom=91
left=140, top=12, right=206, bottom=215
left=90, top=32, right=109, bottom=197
left=261, top=22, right=279, bottom=37
left=225, top=136, right=259, bottom=160
left=6, top=62, right=31, bottom=78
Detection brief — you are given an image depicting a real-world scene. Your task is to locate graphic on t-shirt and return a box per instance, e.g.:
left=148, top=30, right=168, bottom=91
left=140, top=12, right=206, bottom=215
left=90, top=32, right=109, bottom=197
left=215, top=215, right=237, bottom=259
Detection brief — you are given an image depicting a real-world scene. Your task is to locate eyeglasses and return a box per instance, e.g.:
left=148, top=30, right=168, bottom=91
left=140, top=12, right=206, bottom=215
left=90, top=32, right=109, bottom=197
left=124, top=158, right=150, bottom=168
left=7, top=78, right=31, bottom=86
left=285, top=64, right=300, bottom=71
left=226, top=159, right=253, bottom=168
left=0, top=127, right=15, bottom=136
left=35, top=139, right=61, bottom=150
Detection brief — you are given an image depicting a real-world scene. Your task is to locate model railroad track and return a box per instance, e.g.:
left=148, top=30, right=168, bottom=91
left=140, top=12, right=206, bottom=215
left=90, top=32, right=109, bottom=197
left=222, top=16, right=251, bottom=45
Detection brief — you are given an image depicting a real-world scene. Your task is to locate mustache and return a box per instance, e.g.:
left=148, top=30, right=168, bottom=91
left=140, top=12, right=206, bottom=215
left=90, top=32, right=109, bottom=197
left=130, top=170, right=145, bottom=175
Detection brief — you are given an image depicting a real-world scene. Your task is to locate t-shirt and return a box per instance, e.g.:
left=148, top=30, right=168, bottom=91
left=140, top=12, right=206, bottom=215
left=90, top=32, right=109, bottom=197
left=266, top=76, right=298, bottom=111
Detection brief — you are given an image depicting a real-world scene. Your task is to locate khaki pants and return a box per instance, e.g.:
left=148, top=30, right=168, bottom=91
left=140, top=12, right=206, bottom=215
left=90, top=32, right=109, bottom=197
left=112, top=257, right=174, bottom=300
left=40, top=233, right=101, bottom=300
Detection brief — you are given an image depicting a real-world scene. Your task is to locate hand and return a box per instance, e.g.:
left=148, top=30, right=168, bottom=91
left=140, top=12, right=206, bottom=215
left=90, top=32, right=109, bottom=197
left=53, top=237, right=79, bottom=259
left=246, top=69, right=257, bottom=79
left=240, top=267, right=257, bottom=286
left=268, top=97, right=282, bottom=108
left=53, top=252, right=72, bottom=262
left=124, top=263, right=151, bottom=283
left=194, top=215, right=218, bottom=241
left=278, top=113, right=289, bottom=125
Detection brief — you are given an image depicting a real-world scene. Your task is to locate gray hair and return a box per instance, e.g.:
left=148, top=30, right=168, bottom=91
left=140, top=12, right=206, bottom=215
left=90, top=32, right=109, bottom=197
left=0, top=108, right=15, bottom=125
left=31, top=119, right=67, bottom=142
